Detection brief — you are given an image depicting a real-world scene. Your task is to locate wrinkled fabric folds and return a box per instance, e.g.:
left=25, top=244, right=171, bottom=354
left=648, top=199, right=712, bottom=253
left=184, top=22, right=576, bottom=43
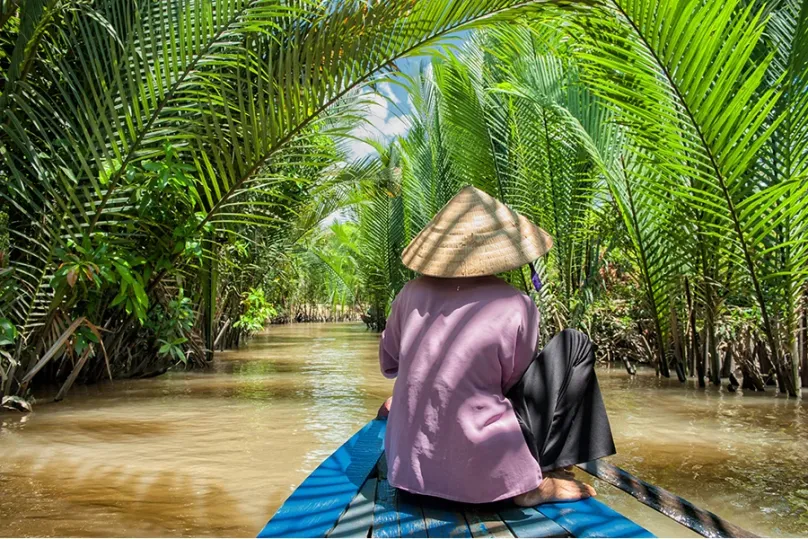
left=380, top=276, right=542, bottom=503
left=506, top=328, right=616, bottom=471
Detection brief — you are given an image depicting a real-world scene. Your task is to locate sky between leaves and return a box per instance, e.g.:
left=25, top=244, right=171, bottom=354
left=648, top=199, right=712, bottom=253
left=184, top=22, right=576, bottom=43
left=342, top=29, right=469, bottom=161
left=343, top=78, right=413, bottom=160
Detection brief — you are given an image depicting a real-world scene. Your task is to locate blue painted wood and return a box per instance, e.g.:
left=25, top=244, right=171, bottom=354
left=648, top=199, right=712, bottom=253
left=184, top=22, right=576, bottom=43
left=397, top=492, right=429, bottom=538
left=372, top=452, right=427, bottom=538
left=536, top=498, right=655, bottom=538
left=261, top=417, right=656, bottom=539
left=372, top=480, right=400, bottom=538
left=327, top=477, right=377, bottom=538
left=465, top=510, right=515, bottom=538
left=577, top=460, right=752, bottom=537
left=421, top=503, right=472, bottom=538
left=498, top=506, right=568, bottom=538
left=258, top=420, right=386, bottom=538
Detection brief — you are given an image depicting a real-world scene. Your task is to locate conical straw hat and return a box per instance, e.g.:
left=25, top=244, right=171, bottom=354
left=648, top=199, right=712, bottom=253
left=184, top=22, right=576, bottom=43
left=401, top=186, right=553, bottom=278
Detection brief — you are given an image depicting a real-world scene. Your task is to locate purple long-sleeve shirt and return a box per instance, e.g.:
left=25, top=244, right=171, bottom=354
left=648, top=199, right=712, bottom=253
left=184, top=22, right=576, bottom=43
left=379, top=275, right=542, bottom=503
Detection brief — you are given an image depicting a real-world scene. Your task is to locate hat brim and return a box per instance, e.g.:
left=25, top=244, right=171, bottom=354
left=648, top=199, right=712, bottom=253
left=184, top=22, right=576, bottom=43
left=401, top=187, right=553, bottom=278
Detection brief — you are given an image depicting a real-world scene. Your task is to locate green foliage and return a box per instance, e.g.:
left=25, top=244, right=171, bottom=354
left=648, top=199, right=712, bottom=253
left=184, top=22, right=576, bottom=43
left=568, top=0, right=808, bottom=392
left=233, top=288, right=277, bottom=334
left=320, top=3, right=808, bottom=396
left=2, top=0, right=808, bottom=400
left=339, top=25, right=615, bottom=334
left=0, top=316, right=17, bottom=389
left=51, top=237, right=150, bottom=323
left=0, top=318, right=16, bottom=347
left=1, top=0, right=548, bottom=398
left=147, top=289, right=195, bottom=364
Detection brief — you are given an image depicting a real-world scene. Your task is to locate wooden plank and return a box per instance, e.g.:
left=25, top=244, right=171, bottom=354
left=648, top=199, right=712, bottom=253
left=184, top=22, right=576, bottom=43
left=465, top=510, right=516, bottom=538
left=422, top=501, right=472, bottom=538
left=373, top=451, right=427, bottom=538
left=372, top=480, right=400, bottom=538
left=578, top=460, right=756, bottom=538
left=258, top=419, right=386, bottom=538
left=536, top=498, right=655, bottom=538
left=327, top=478, right=377, bottom=538
left=498, top=506, right=567, bottom=538
left=397, top=491, right=429, bottom=538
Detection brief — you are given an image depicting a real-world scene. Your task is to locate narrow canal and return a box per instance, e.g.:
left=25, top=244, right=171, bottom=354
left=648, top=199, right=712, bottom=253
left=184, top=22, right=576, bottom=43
left=1, top=323, right=806, bottom=537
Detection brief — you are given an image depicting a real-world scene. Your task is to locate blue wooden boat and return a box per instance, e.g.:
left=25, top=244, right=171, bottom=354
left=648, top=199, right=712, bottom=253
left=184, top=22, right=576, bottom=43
left=258, top=418, right=656, bottom=538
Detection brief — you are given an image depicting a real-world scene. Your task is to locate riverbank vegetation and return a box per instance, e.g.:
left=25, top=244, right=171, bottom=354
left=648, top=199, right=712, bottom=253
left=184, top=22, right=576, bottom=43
left=1, top=0, right=807, bottom=404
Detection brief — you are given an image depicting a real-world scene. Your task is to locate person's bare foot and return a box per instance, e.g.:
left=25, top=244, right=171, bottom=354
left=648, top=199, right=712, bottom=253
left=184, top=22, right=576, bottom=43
left=377, top=396, right=393, bottom=418
left=513, top=476, right=596, bottom=506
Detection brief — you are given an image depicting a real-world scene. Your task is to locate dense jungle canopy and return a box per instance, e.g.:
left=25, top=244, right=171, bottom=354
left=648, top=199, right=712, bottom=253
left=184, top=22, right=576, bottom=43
left=1, top=0, right=807, bottom=404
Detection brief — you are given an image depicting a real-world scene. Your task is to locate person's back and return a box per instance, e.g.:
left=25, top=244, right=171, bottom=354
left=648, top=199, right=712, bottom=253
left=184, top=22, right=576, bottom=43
left=380, top=275, right=542, bottom=503
left=377, top=186, right=611, bottom=507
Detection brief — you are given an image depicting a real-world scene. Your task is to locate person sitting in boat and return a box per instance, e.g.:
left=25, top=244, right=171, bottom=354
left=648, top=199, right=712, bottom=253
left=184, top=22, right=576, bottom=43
left=376, top=186, right=614, bottom=506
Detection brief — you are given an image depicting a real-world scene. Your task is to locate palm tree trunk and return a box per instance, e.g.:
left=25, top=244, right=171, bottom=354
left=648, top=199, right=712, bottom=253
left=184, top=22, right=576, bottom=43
left=720, top=348, right=733, bottom=379
left=785, top=279, right=801, bottom=396
left=201, top=233, right=217, bottom=363
left=685, top=277, right=696, bottom=377
left=670, top=303, right=686, bottom=382
left=697, top=327, right=707, bottom=388
left=801, top=294, right=808, bottom=388
left=801, top=311, right=808, bottom=388
left=757, top=339, right=776, bottom=386
left=785, top=284, right=802, bottom=396
left=703, top=279, right=721, bottom=386
left=790, top=339, right=801, bottom=396
left=709, top=318, right=720, bottom=386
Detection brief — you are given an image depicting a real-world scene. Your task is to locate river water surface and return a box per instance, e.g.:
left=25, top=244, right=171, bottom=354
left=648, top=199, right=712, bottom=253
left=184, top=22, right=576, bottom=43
left=1, top=323, right=806, bottom=537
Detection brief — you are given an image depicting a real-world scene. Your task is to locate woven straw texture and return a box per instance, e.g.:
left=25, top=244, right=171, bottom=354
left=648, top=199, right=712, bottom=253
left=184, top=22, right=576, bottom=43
left=401, top=186, right=552, bottom=277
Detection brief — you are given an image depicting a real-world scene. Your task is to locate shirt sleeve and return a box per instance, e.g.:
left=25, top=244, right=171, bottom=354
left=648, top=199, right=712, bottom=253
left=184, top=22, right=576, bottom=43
left=379, top=290, right=404, bottom=379
left=502, top=295, right=539, bottom=393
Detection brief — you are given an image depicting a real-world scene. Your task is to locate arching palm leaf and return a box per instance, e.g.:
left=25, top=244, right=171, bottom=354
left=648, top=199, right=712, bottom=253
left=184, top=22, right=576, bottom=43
left=573, top=0, right=800, bottom=393
left=2, top=0, right=578, bottom=379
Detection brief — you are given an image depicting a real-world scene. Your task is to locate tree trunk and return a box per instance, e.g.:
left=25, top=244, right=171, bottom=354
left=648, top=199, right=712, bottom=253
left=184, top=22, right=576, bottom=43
left=697, top=328, right=706, bottom=388
left=784, top=287, right=802, bottom=396
left=685, top=278, right=696, bottom=377
left=657, top=334, right=670, bottom=378
left=720, top=348, right=733, bottom=379
left=670, top=306, right=687, bottom=382
left=757, top=339, right=777, bottom=386
left=789, top=342, right=801, bottom=396
left=802, top=300, right=808, bottom=388
left=201, top=233, right=217, bottom=363
left=740, top=330, right=765, bottom=391
left=641, top=321, right=667, bottom=377
left=611, top=348, right=636, bottom=376
left=775, top=358, right=789, bottom=394
left=707, top=314, right=721, bottom=386
left=727, top=371, right=739, bottom=392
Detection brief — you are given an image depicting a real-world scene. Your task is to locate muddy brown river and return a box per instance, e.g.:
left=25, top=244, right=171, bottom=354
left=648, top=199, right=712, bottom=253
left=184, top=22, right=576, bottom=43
left=1, top=323, right=806, bottom=537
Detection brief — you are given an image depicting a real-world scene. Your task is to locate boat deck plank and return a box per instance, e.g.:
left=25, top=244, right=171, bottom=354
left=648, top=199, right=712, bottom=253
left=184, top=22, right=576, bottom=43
left=372, top=480, right=401, bottom=538
left=498, top=506, right=569, bottom=538
left=537, top=498, right=655, bottom=538
left=327, top=478, right=377, bottom=538
left=421, top=501, right=472, bottom=538
left=396, top=491, right=429, bottom=538
left=261, top=419, right=660, bottom=539
left=258, top=420, right=386, bottom=538
left=464, top=510, right=516, bottom=538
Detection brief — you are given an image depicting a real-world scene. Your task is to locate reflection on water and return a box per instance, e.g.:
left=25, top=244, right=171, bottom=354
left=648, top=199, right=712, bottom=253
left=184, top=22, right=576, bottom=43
left=1, top=323, right=806, bottom=537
